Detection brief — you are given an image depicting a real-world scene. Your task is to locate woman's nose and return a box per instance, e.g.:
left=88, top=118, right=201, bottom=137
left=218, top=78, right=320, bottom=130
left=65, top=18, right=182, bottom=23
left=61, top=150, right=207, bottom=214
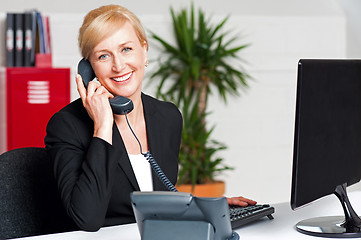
left=112, top=57, right=125, bottom=72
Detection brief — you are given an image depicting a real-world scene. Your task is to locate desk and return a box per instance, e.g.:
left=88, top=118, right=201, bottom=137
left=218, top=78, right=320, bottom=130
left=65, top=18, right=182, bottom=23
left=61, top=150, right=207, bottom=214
left=13, top=191, right=361, bottom=240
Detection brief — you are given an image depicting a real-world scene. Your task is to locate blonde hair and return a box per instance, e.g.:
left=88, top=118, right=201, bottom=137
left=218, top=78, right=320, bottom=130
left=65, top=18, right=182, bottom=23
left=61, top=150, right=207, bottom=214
left=78, top=5, right=148, bottom=59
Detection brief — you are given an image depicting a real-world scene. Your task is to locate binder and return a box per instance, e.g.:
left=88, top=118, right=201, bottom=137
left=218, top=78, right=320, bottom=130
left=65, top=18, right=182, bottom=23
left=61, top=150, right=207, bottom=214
left=44, top=16, right=51, bottom=54
left=36, top=11, right=45, bottom=54
left=7, top=10, right=51, bottom=67
left=30, top=11, right=37, bottom=66
left=14, top=13, right=24, bottom=67
left=24, top=12, right=36, bottom=66
left=6, top=13, right=15, bottom=67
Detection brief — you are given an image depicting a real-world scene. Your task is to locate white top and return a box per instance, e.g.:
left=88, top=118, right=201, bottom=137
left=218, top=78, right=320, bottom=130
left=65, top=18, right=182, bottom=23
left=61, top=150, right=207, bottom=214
left=128, top=154, right=153, bottom=191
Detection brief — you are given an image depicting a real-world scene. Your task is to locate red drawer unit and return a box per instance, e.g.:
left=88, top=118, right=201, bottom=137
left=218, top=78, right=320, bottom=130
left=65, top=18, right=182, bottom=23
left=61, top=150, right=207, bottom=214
left=0, top=67, right=70, bottom=152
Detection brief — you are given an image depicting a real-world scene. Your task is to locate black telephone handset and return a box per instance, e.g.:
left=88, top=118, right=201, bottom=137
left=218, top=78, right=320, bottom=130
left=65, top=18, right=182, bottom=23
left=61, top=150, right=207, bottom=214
left=77, top=58, right=134, bottom=115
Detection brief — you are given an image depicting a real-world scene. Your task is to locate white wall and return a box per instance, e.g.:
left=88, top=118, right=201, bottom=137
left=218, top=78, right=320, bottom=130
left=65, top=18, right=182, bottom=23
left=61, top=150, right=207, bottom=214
left=0, top=0, right=345, bottom=15
left=1, top=0, right=360, bottom=204
left=338, top=0, right=361, bottom=58
left=207, top=14, right=347, bottom=203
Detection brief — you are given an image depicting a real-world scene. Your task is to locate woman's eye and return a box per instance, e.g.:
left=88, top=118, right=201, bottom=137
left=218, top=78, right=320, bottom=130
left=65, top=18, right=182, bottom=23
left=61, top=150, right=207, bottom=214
left=122, top=47, right=132, bottom=53
left=98, top=54, right=108, bottom=60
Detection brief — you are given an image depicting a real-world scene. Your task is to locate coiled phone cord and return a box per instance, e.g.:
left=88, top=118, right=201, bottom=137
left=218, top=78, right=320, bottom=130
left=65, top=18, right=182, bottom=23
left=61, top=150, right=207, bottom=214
left=124, top=112, right=178, bottom=192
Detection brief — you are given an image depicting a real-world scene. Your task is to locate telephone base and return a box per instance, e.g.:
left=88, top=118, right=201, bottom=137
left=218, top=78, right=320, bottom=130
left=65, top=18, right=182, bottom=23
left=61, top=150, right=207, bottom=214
left=141, top=219, right=239, bottom=240
left=142, top=220, right=213, bottom=240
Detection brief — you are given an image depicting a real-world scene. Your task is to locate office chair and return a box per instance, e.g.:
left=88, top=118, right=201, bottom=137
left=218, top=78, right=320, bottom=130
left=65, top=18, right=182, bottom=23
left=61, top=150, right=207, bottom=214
left=0, top=147, right=77, bottom=239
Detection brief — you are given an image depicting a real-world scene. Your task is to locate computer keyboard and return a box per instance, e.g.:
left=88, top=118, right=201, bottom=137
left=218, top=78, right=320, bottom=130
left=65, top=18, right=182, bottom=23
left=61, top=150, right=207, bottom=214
left=229, top=204, right=275, bottom=229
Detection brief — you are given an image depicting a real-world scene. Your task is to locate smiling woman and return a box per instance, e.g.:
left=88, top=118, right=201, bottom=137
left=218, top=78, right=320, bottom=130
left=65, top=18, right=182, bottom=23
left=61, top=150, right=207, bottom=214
left=44, top=4, right=183, bottom=231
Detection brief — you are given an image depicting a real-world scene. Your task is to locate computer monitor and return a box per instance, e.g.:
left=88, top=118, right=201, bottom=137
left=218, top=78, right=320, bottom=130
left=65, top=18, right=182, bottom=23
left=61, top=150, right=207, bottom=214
left=291, top=59, right=361, bottom=238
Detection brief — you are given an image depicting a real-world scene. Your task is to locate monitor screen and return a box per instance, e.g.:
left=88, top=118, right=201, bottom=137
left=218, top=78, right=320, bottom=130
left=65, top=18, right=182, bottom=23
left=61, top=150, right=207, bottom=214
left=291, top=59, right=361, bottom=237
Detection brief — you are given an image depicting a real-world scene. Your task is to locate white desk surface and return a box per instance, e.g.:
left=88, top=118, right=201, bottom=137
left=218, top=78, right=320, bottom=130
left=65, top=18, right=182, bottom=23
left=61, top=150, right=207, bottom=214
left=13, top=191, right=361, bottom=240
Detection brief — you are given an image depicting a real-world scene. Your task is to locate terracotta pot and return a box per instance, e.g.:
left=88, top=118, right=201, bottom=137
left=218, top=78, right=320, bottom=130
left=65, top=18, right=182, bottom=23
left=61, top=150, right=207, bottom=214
left=175, top=181, right=225, bottom=197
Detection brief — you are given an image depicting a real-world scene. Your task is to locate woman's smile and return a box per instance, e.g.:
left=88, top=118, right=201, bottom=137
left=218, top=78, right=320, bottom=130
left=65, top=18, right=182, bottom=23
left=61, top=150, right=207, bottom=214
left=112, top=71, right=133, bottom=83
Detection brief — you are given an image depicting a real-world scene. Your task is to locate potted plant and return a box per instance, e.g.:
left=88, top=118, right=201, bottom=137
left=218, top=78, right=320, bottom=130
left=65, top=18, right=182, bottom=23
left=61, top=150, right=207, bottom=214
left=149, top=4, right=250, bottom=196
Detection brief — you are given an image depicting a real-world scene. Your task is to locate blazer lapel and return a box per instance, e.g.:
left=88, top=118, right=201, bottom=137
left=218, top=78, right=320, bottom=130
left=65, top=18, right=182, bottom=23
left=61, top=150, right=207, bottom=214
left=142, top=94, right=165, bottom=191
left=113, top=122, right=140, bottom=191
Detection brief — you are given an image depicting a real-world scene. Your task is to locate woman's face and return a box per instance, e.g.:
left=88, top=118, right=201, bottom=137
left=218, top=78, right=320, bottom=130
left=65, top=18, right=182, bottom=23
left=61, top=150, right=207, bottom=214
left=89, top=21, right=147, bottom=99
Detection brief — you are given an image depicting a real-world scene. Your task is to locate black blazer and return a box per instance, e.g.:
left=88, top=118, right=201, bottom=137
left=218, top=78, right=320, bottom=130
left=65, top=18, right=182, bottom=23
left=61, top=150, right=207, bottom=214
left=45, top=93, right=183, bottom=231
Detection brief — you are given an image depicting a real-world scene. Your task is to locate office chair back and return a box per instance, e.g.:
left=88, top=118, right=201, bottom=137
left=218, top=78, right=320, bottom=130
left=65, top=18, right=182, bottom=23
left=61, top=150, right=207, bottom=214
left=0, top=147, right=76, bottom=239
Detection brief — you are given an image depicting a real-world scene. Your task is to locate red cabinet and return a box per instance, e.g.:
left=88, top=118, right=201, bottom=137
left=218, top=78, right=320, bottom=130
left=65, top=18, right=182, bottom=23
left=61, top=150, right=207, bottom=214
left=0, top=67, right=70, bottom=153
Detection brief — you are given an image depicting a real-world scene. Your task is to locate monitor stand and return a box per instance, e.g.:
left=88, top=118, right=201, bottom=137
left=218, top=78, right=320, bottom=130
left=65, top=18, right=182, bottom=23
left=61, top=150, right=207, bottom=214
left=296, top=183, right=361, bottom=238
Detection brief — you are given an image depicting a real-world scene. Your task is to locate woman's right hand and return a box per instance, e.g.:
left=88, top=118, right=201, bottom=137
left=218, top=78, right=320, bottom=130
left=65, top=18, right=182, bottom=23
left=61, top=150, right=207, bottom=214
left=76, top=74, right=114, bottom=144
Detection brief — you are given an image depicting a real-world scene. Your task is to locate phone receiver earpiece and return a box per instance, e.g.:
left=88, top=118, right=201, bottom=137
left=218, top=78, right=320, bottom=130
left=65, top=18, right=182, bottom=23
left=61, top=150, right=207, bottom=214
left=78, top=58, right=96, bottom=88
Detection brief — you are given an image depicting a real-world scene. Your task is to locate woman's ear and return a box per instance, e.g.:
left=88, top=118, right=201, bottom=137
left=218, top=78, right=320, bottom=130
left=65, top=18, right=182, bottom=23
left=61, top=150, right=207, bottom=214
left=143, top=41, right=148, bottom=67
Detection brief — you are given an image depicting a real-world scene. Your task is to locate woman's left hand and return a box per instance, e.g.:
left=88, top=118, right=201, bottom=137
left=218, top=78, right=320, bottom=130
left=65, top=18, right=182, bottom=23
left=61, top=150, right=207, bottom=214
left=227, top=196, right=257, bottom=207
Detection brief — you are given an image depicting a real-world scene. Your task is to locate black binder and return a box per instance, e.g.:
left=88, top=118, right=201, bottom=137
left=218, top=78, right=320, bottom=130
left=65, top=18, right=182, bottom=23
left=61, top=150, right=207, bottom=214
left=6, top=13, right=15, bottom=67
left=14, top=13, right=24, bottom=67
left=24, top=12, right=36, bottom=67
